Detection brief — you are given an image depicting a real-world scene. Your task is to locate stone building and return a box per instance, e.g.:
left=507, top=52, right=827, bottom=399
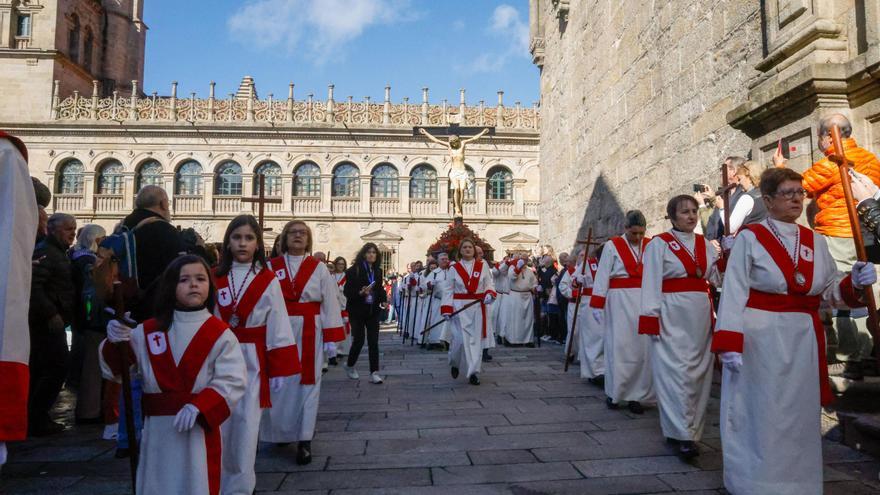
left=0, top=1, right=541, bottom=272
left=530, top=0, right=880, bottom=250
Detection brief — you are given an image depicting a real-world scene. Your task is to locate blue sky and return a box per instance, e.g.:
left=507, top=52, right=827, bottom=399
left=142, top=0, right=538, bottom=107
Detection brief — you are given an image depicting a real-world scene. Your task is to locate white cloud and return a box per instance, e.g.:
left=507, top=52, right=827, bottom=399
left=452, top=19, right=465, bottom=31
left=227, top=0, right=416, bottom=61
left=458, top=4, right=530, bottom=74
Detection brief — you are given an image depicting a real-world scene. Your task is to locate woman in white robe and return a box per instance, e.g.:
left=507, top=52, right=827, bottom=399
left=490, top=259, right=511, bottom=342
left=212, top=216, right=300, bottom=495
left=260, top=221, right=344, bottom=466
left=590, top=210, right=654, bottom=414
left=503, top=256, right=538, bottom=345
left=639, top=196, right=719, bottom=459
left=332, top=257, right=351, bottom=359
left=713, top=168, right=876, bottom=495
left=560, top=253, right=604, bottom=381
left=440, top=239, right=496, bottom=385
left=101, top=255, right=247, bottom=495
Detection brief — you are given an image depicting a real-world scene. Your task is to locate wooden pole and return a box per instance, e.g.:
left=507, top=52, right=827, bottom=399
left=829, top=124, right=880, bottom=357
left=564, top=228, right=604, bottom=372
left=112, top=282, right=138, bottom=494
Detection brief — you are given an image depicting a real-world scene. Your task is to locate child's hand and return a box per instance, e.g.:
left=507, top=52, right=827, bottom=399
left=173, top=404, right=200, bottom=432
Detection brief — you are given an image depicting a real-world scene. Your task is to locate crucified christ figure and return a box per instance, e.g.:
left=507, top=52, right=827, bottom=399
left=418, top=127, right=490, bottom=218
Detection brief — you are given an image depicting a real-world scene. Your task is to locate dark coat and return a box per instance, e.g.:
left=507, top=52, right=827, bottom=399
left=30, top=235, right=75, bottom=327
left=343, top=263, right=388, bottom=320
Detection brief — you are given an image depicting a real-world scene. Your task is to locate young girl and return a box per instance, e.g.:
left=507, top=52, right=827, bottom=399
left=440, top=238, right=496, bottom=385
left=260, top=220, right=344, bottom=465
left=639, top=196, right=720, bottom=458
left=213, top=215, right=299, bottom=494
left=100, top=255, right=247, bottom=495
left=332, top=257, right=351, bottom=362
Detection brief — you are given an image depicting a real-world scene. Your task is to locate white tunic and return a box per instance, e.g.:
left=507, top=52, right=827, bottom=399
left=590, top=237, right=654, bottom=403
left=412, top=272, right=432, bottom=343
left=213, top=262, right=298, bottom=495
left=400, top=272, right=420, bottom=339
left=261, top=255, right=344, bottom=443
left=420, top=268, right=447, bottom=344
left=491, top=262, right=511, bottom=340
left=560, top=261, right=604, bottom=378
left=333, top=272, right=351, bottom=356
left=99, top=309, right=247, bottom=495
left=440, top=259, right=496, bottom=378
left=714, top=219, right=859, bottom=495
left=502, top=265, right=538, bottom=344
left=0, top=136, right=36, bottom=442
left=639, top=230, right=718, bottom=442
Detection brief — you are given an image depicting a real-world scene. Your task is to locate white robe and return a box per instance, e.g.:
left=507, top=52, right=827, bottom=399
left=99, top=309, right=247, bottom=495
left=419, top=269, right=445, bottom=344
left=560, top=262, right=604, bottom=378
left=430, top=268, right=454, bottom=344
left=639, top=231, right=718, bottom=442
left=502, top=265, right=538, bottom=344
left=333, top=272, right=351, bottom=356
left=440, top=259, right=496, bottom=378
left=261, top=255, right=344, bottom=443
left=213, top=262, right=298, bottom=495
left=400, top=272, right=419, bottom=339
left=0, top=136, right=36, bottom=443
left=491, top=263, right=511, bottom=340
left=590, top=237, right=654, bottom=403
left=412, top=272, right=432, bottom=343
left=714, top=219, right=860, bottom=495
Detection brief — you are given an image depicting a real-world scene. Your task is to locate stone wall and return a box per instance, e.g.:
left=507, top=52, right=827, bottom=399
left=533, top=0, right=763, bottom=249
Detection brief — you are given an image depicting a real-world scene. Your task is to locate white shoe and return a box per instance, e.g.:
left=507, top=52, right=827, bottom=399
left=344, top=364, right=359, bottom=380
left=102, top=423, right=119, bottom=440
left=370, top=372, right=384, bottom=384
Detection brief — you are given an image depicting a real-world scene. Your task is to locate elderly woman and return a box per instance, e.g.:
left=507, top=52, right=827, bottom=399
left=713, top=167, right=876, bottom=495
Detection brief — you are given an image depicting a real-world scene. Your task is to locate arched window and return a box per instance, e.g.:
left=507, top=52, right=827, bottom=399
left=410, top=164, right=438, bottom=199
left=68, top=14, right=80, bottom=64
left=293, top=162, right=321, bottom=197
left=97, top=160, right=124, bottom=194
left=215, top=161, right=242, bottom=196
left=254, top=162, right=282, bottom=196
left=487, top=166, right=513, bottom=200
left=136, top=160, right=163, bottom=191
left=370, top=164, right=399, bottom=198
left=332, top=163, right=360, bottom=197
left=175, top=160, right=203, bottom=195
left=57, top=159, right=84, bottom=194
left=82, top=28, right=93, bottom=71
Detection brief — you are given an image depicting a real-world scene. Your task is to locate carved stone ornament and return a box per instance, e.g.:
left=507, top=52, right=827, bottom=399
left=167, top=151, right=173, bottom=157
left=48, top=150, right=55, bottom=157
left=88, top=150, right=95, bottom=157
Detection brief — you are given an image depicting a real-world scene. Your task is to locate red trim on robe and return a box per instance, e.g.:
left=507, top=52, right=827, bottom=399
left=440, top=305, right=453, bottom=315
left=266, top=345, right=301, bottom=378
left=322, top=326, right=346, bottom=343
left=839, top=274, right=866, bottom=309
left=710, top=330, right=744, bottom=353
left=0, top=361, right=29, bottom=441
left=638, top=315, right=660, bottom=335
left=589, top=295, right=607, bottom=309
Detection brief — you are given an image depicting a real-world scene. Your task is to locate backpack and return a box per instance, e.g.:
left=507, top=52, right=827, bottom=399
left=93, top=216, right=163, bottom=309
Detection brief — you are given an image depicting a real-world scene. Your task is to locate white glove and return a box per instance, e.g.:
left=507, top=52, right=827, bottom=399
left=442, top=313, right=452, bottom=320
left=323, top=342, right=337, bottom=358
left=650, top=334, right=661, bottom=342
left=0, top=442, right=7, bottom=466
left=483, top=294, right=495, bottom=305
left=573, top=273, right=586, bottom=285
left=535, top=285, right=543, bottom=293
left=720, top=235, right=736, bottom=252
left=852, top=261, right=877, bottom=290
left=173, top=404, right=200, bottom=433
left=107, top=319, right=133, bottom=343
left=516, top=259, right=525, bottom=270
left=551, top=274, right=559, bottom=284
left=592, top=309, right=603, bottom=325
left=720, top=352, right=743, bottom=372
left=270, top=376, right=285, bottom=393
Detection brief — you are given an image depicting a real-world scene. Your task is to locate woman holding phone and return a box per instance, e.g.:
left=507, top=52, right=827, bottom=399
left=343, top=243, right=388, bottom=384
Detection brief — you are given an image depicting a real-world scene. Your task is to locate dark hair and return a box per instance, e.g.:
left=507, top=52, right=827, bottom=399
left=666, top=194, right=699, bottom=221
left=334, top=256, right=347, bottom=268
left=592, top=243, right=605, bottom=260
left=760, top=168, right=804, bottom=197
left=153, top=255, right=216, bottom=332
left=215, top=215, right=266, bottom=277
left=624, top=210, right=647, bottom=228
left=354, top=242, right=383, bottom=268
left=279, top=220, right=312, bottom=254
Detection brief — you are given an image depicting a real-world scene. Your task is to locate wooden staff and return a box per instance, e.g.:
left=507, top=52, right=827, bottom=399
left=828, top=124, right=880, bottom=354
left=720, top=162, right=733, bottom=237
left=112, top=282, right=139, bottom=494
left=564, top=229, right=604, bottom=372
left=421, top=299, right=483, bottom=335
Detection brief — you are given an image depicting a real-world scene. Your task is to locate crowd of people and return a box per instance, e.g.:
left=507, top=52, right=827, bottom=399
left=1, top=112, right=880, bottom=494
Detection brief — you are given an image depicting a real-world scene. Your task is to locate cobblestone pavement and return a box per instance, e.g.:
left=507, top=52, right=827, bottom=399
left=2, top=328, right=879, bottom=494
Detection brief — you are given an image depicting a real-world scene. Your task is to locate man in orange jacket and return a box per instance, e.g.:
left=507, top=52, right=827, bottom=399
left=776, top=114, right=879, bottom=378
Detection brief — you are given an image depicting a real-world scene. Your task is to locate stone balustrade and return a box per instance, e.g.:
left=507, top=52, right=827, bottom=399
left=94, top=194, right=124, bottom=212
left=173, top=195, right=202, bottom=213
left=54, top=194, right=85, bottom=213
left=370, top=198, right=399, bottom=216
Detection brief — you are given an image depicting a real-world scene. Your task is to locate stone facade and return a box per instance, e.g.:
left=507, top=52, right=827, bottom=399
left=532, top=0, right=880, bottom=252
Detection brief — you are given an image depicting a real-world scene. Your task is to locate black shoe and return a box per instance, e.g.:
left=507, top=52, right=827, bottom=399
left=451, top=367, right=460, bottom=379
left=469, top=374, right=480, bottom=385
left=665, top=437, right=679, bottom=445
left=525, top=343, right=535, bottom=348
left=627, top=401, right=645, bottom=414
left=328, top=357, right=338, bottom=366
left=296, top=441, right=312, bottom=465
left=605, top=397, right=619, bottom=409
left=29, top=419, right=64, bottom=437
left=482, top=349, right=493, bottom=362
left=275, top=442, right=292, bottom=447
left=678, top=440, right=699, bottom=459
left=114, top=448, right=130, bottom=459
left=588, top=375, right=605, bottom=388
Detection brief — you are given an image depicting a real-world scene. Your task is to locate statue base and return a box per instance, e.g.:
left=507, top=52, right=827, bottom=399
left=427, top=217, right=495, bottom=261
left=452, top=215, right=464, bottom=227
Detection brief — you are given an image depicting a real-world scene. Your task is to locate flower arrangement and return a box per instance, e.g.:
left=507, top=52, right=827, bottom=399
left=427, top=219, right=494, bottom=261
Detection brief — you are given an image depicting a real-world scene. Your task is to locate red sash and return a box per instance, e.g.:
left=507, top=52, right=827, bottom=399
left=742, top=223, right=832, bottom=405
left=270, top=256, right=323, bottom=385
left=571, top=258, right=600, bottom=299
left=453, top=260, right=490, bottom=338
left=611, top=236, right=647, bottom=278
left=141, top=316, right=228, bottom=495
left=655, top=232, right=707, bottom=279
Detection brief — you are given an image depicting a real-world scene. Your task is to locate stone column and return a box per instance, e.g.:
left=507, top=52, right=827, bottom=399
left=320, top=174, right=332, bottom=213
left=476, top=178, right=487, bottom=215
left=438, top=177, right=450, bottom=216
left=399, top=176, right=411, bottom=214
left=359, top=175, right=371, bottom=214
left=513, top=179, right=526, bottom=216
left=0, top=7, right=12, bottom=49
left=83, top=176, right=95, bottom=213
left=281, top=174, right=293, bottom=212
left=203, top=175, right=214, bottom=212
left=123, top=173, right=135, bottom=212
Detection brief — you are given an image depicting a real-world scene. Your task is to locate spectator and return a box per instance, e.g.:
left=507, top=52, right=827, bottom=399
left=343, top=243, right=388, bottom=384
left=728, top=160, right=768, bottom=232
left=28, top=213, right=77, bottom=436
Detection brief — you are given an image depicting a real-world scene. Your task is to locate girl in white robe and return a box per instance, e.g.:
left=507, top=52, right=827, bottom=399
left=332, top=257, right=351, bottom=359
left=503, top=257, right=538, bottom=345
left=713, top=168, right=876, bottom=495
left=639, top=196, right=719, bottom=459
left=560, top=254, right=604, bottom=380
left=212, top=216, right=300, bottom=495
left=490, top=259, right=511, bottom=342
left=260, top=221, right=344, bottom=466
left=417, top=261, right=441, bottom=345
left=440, top=239, right=497, bottom=385
left=101, top=255, right=247, bottom=495
left=590, top=210, right=654, bottom=413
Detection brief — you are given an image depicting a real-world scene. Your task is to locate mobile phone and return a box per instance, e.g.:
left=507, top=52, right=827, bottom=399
left=778, top=138, right=791, bottom=159
left=692, top=184, right=708, bottom=193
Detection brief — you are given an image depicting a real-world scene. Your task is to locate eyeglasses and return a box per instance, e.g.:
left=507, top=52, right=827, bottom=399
left=288, top=229, right=309, bottom=236
left=772, top=188, right=807, bottom=199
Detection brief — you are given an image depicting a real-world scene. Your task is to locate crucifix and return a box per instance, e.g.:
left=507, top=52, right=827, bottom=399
left=415, top=123, right=495, bottom=220
left=242, top=174, right=281, bottom=231
left=564, top=227, right=605, bottom=372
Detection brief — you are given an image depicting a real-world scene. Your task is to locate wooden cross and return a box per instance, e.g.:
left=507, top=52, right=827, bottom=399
left=242, top=174, right=281, bottom=231
left=564, top=227, right=605, bottom=372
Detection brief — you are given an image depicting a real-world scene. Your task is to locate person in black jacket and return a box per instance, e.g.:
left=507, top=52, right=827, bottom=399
left=342, top=242, right=388, bottom=384
left=29, top=213, right=77, bottom=435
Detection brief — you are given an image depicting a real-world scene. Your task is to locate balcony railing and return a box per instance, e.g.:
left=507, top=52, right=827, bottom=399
left=332, top=198, right=360, bottom=215
left=292, top=197, right=321, bottom=215
left=173, top=195, right=202, bottom=213
left=213, top=196, right=241, bottom=214
left=370, top=198, right=399, bottom=216
left=525, top=201, right=539, bottom=219
left=411, top=199, right=439, bottom=217
left=14, top=37, right=31, bottom=49
left=487, top=200, right=514, bottom=217
left=94, top=194, right=124, bottom=212
left=54, top=194, right=85, bottom=212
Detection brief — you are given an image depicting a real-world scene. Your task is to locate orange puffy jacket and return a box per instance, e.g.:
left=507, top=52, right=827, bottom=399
left=803, top=138, right=880, bottom=238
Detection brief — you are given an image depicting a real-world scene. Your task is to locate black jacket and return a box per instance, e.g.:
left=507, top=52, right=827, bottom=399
left=343, top=263, right=387, bottom=320
left=30, top=235, right=75, bottom=327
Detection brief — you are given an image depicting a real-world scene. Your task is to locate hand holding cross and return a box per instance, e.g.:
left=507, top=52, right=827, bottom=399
left=564, top=228, right=605, bottom=372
